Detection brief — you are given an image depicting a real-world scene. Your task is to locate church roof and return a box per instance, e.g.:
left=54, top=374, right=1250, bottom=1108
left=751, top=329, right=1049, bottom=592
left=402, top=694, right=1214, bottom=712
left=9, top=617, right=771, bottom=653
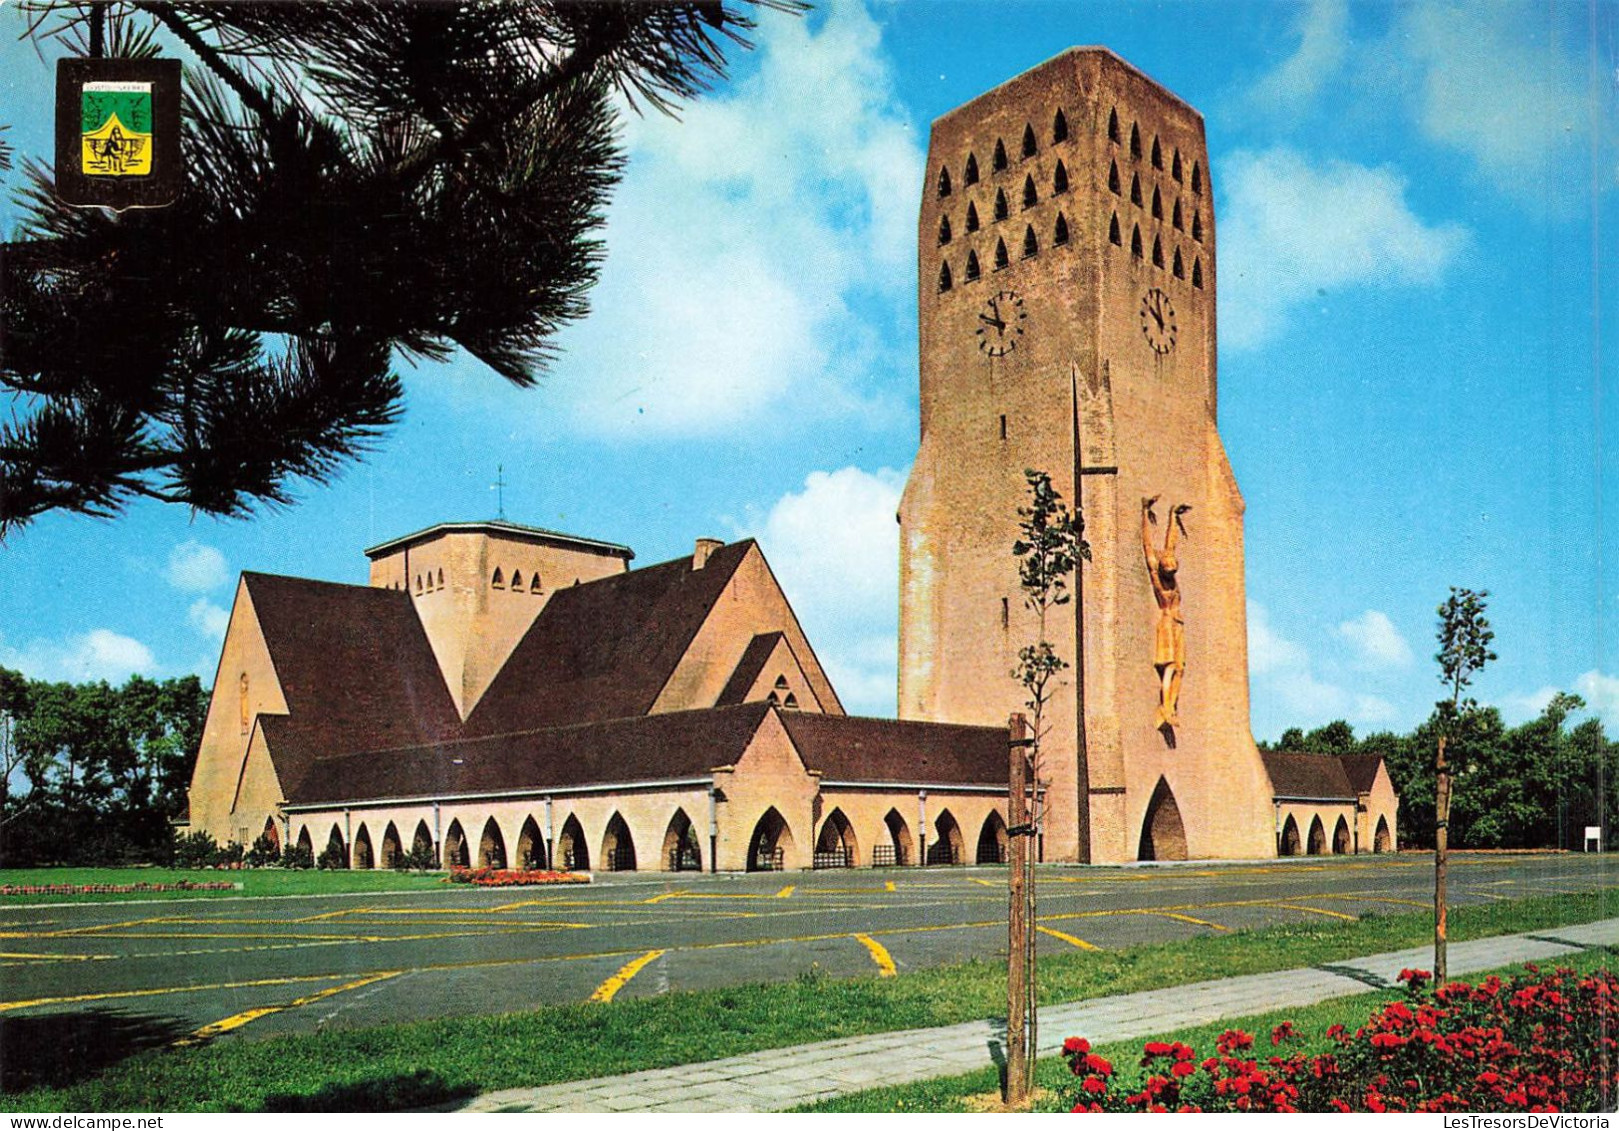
left=362, top=519, right=633, bottom=561
left=1337, top=753, right=1386, bottom=794
left=245, top=572, right=463, bottom=796
left=1260, top=750, right=1358, bottom=801
left=715, top=631, right=787, bottom=706
left=780, top=711, right=1010, bottom=788
left=465, top=540, right=756, bottom=734
left=287, top=704, right=774, bottom=806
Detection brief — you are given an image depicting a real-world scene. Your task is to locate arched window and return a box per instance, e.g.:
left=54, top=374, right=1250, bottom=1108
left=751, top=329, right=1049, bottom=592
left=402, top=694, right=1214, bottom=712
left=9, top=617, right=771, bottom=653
left=1108, top=160, right=1121, bottom=195
left=1172, top=149, right=1183, bottom=183
left=1055, top=212, right=1070, bottom=246
left=965, top=251, right=981, bottom=281
left=938, top=261, right=953, bottom=292
left=1151, top=185, right=1162, bottom=220
left=1152, top=234, right=1164, bottom=267
left=491, top=568, right=504, bottom=589
left=1173, top=198, right=1183, bottom=231
left=1053, top=160, right=1068, bottom=194
left=1052, top=108, right=1068, bottom=144
left=1130, top=172, right=1142, bottom=207
left=1106, top=212, right=1119, bottom=246
left=1191, top=161, right=1203, bottom=195
left=1107, top=107, right=1120, bottom=143
left=993, top=188, right=1008, bottom=221
left=530, top=574, right=542, bottom=594
left=1192, top=257, right=1203, bottom=288
left=1151, top=136, right=1162, bottom=169
left=437, top=568, right=444, bottom=588
left=1021, top=123, right=1037, bottom=158
left=964, top=152, right=979, bottom=185
left=1022, top=174, right=1037, bottom=208
left=1022, top=225, right=1038, bottom=258
left=965, top=201, right=980, bottom=232
left=1130, top=122, right=1142, bottom=159
left=510, top=570, right=523, bottom=591
left=415, top=574, right=422, bottom=594
left=937, top=165, right=952, bottom=197
left=783, top=693, right=799, bottom=710
left=774, top=675, right=789, bottom=690
left=994, top=238, right=1009, bottom=270
left=1173, top=247, right=1184, bottom=278
left=1192, top=210, right=1203, bottom=242
left=1131, top=224, right=1143, bottom=259
left=992, top=138, right=1007, bottom=171
left=938, top=214, right=952, bottom=245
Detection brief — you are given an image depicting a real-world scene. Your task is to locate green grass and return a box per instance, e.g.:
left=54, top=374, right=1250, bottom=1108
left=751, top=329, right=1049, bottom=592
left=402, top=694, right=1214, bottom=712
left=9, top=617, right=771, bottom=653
left=792, top=946, right=1619, bottom=1112
left=0, top=887, right=1610, bottom=1111
left=0, top=866, right=448, bottom=902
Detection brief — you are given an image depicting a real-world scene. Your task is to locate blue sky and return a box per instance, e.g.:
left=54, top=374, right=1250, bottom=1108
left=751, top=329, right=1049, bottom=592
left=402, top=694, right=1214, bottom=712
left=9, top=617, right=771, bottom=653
left=1, top=1, right=1614, bottom=742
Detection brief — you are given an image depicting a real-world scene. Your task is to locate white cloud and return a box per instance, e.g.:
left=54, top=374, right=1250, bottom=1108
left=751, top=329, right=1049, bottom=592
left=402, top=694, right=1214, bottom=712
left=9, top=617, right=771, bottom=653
left=1218, top=148, right=1469, bottom=349
left=1248, top=0, right=1348, bottom=112
left=553, top=0, right=922, bottom=436
left=1335, top=609, right=1414, bottom=669
left=166, top=541, right=229, bottom=593
left=1246, top=600, right=1308, bottom=675
left=0, top=628, right=157, bottom=683
left=745, top=466, right=905, bottom=716
left=188, top=599, right=231, bottom=641
left=1573, top=669, right=1619, bottom=717
left=1247, top=601, right=1397, bottom=731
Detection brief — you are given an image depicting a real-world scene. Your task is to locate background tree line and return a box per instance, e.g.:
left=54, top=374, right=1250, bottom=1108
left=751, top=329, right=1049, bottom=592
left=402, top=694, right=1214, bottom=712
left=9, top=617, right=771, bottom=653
left=1261, top=693, right=1613, bottom=851
left=0, top=666, right=206, bottom=866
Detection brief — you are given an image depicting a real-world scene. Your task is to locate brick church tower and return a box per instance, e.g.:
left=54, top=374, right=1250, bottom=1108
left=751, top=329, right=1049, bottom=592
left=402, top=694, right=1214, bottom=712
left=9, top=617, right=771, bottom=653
left=898, top=49, right=1276, bottom=863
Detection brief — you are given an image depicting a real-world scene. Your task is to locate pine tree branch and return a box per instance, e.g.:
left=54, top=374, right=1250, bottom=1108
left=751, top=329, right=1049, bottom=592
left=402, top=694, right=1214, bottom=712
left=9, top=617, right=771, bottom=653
left=133, top=2, right=277, bottom=125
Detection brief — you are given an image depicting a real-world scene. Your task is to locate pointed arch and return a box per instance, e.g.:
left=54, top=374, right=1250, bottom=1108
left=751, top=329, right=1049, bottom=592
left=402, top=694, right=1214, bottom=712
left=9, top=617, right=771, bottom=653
left=994, top=238, right=1009, bottom=270
left=976, top=811, right=1010, bottom=864
left=965, top=201, right=980, bottom=233
left=1172, top=148, right=1183, bottom=182
left=411, top=819, right=433, bottom=864
left=517, top=815, right=546, bottom=869
left=1129, top=122, right=1142, bottom=159
left=602, top=811, right=637, bottom=872
left=530, top=574, right=542, bottom=594
left=1021, top=123, right=1037, bottom=158
left=814, top=808, right=859, bottom=869
left=1053, top=159, right=1068, bottom=194
left=1022, top=174, right=1037, bottom=208
left=1056, top=212, right=1071, bottom=246
left=1333, top=815, right=1351, bottom=855
left=993, top=137, right=1008, bottom=171
left=477, top=816, right=507, bottom=869
left=1138, top=778, right=1188, bottom=861
left=415, top=574, right=423, bottom=594
left=1307, top=815, right=1327, bottom=856
left=662, top=808, right=702, bottom=872
left=1279, top=815, right=1302, bottom=856
left=747, top=807, right=794, bottom=872
left=1022, top=225, right=1038, bottom=259
left=927, top=809, right=964, bottom=865
left=1192, top=256, right=1203, bottom=289
left=1173, top=198, right=1183, bottom=230
left=938, top=261, right=953, bottom=293
left=1130, top=172, right=1142, bottom=207
left=881, top=808, right=914, bottom=866
left=261, top=816, right=281, bottom=854
left=937, top=164, right=952, bottom=197
left=296, top=825, right=313, bottom=858
left=1151, top=135, right=1163, bottom=169
left=964, top=152, right=979, bottom=185
left=558, top=813, right=589, bottom=870
left=1107, top=213, right=1119, bottom=246
left=993, top=188, right=1008, bottom=221
left=443, top=818, right=469, bottom=869
left=380, top=821, right=402, bottom=869
left=938, top=214, right=952, bottom=245
left=1192, top=210, right=1203, bottom=242
left=965, top=251, right=981, bottom=281
left=490, top=567, right=504, bottom=589
left=1191, top=161, right=1203, bottom=194
left=1173, top=247, right=1184, bottom=279
left=326, top=824, right=349, bottom=869
left=510, top=570, right=523, bottom=592
left=1107, top=106, right=1121, bottom=143
left=1053, top=107, right=1069, bottom=144
left=1151, top=185, right=1162, bottom=219
left=1108, top=160, right=1121, bottom=195
left=783, top=692, right=799, bottom=710
left=1152, top=234, right=1164, bottom=267
left=1374, top=815, right=1391, bottom=854
left=1131, top=224, right=1143, bottom=259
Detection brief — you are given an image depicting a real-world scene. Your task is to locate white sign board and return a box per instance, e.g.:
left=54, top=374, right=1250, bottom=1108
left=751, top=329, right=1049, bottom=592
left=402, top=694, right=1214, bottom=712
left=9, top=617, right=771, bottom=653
left=1585, top=826, right=1603, bottom=851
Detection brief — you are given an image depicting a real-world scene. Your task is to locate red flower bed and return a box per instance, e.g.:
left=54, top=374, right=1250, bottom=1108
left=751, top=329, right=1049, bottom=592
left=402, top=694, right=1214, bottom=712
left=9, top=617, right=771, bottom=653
left=0, top=881, right=237, bottom=896
left=1063, top=965, right=1618, bottom=1113
left=443, top=867, right=589, bottom=886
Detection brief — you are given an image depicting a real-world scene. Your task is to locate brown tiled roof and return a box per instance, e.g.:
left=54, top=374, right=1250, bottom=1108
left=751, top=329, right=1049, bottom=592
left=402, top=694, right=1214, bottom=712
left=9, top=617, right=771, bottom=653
left=246, top=573, right=462, bottom=796
left=780, top=712, right=1010, bottom=786
left=716, top=632, right=785, bottom=706
left=1337, top=753, right=1385, bottom=794
left=288, top=703, right=773, bottom=805
left=465, top=541, right=753, bottom=734
left=1260, top=750, right=1356, bottom=800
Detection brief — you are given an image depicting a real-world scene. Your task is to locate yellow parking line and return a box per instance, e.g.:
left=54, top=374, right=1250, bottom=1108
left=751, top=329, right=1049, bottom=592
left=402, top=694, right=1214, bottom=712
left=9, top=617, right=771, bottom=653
left=0, top=951, right=116, bottom=962
left=1316, top=894, right=1428, bottom=909
left=0, top=972, right=346, bottom=1014
left=776, top=885, right=795, bottom=899
left=968, top=878, right=999, bottom=888
left=173, top=971, right=403, bottom=1047
left=885, top=881, right=896, bottom=893
left=291, top=907, right=370, bottom=923
left=1037, top=925, right=1101, bottom=951
left=1143, top=911, right=1228, bottom=931
left=854, top=933, right=897, bottom=976
left=1267, top=901, right=1358, bottom=922
left=644, top=891, right=687, bottom=904
left=589, top=949, right=665, bottom=1003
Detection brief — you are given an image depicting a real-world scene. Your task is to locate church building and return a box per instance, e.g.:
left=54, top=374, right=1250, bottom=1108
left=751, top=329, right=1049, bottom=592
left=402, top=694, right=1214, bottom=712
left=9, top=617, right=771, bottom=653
left=186, top=48, right=1397, bottom=871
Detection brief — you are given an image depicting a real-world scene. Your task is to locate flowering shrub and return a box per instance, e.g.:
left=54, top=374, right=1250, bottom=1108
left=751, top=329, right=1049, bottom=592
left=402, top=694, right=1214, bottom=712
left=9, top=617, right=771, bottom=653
left=444, top=867, right=589, bottom=886
left=1, top=881, right=237, bottom=896
left=1063, top=964, right=1618, bottom=1113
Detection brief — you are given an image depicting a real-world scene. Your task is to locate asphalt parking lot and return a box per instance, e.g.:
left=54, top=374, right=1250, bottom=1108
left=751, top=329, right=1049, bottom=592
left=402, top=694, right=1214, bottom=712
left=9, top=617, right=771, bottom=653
left=0, top=853, right=1609, bottom=1047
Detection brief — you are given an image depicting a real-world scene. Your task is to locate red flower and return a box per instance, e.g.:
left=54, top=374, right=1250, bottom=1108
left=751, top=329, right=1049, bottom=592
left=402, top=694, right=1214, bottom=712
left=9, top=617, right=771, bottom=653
left=1064, top=1037, right=1091, bottom=1056
left=1081, top=1076, right=1107, bottom=1095
left=1171, top=1061, right=1196, bottom=1079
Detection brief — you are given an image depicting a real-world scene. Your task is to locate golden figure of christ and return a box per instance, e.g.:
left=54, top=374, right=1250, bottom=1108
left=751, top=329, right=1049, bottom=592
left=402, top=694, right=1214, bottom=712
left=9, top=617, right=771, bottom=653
left=1141, top=496, right=1190, bottom=729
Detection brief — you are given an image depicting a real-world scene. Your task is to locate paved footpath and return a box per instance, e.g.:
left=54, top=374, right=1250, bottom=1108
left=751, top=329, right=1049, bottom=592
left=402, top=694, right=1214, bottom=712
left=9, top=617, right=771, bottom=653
left=455, top=918, right=1618, bottom=1113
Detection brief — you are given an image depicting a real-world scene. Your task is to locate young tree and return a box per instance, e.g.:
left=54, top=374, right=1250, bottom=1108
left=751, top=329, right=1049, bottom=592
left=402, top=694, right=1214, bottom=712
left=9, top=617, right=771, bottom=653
left=1432, top=586, right=1496, bottom=981
left=1006, top=468, right=1088, bottom=1102
left=1, top=1, right=794, bottom=535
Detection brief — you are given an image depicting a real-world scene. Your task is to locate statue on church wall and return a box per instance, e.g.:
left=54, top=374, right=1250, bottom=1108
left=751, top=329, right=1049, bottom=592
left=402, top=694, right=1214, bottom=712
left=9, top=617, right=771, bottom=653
left=1141, top=496, right=1191, bottom=729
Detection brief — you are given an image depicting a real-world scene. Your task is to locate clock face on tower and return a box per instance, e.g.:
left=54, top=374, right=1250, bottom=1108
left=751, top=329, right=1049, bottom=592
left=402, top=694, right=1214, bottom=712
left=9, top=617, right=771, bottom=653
left=1139, top=287, right=1177, bottom=355
left=975, top=289, right=1026, bottom=357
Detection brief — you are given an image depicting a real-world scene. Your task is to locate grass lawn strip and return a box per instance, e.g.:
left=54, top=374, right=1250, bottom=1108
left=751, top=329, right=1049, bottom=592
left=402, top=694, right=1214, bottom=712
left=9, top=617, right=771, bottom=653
left=792, top=945, right=1619, bottom=1113
left=0, top=888, right=1610, bottom=1112
left=0, top=867, right=448, bottom=903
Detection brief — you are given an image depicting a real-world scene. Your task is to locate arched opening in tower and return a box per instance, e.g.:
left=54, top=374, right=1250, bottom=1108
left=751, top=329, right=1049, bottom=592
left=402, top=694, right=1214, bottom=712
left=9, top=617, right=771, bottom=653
left=1137, top=777, right=1188, bottom=861
left=747, top=807, right=794, bottom=872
